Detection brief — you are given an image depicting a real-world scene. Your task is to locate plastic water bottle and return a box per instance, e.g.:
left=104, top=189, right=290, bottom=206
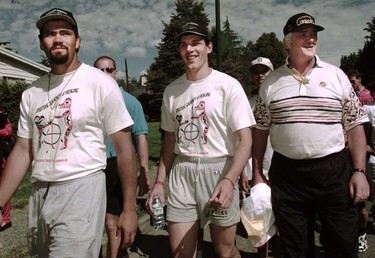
left=152, top=194, right=165, bottom=230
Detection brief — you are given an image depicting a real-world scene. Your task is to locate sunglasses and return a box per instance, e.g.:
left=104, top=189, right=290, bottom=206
left=350, top=79, right=357, bottom=84
left=99, top=67, right=115, bottom=73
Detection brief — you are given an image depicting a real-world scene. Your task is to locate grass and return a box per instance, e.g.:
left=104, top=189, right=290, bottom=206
left=147, top=121, right=162, bottom=166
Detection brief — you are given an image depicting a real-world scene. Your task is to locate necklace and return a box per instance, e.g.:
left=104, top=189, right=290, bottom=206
left=47, top=64, right=81, bottom=123
left=290, top=68, right=310, bottom=95
left=290, top=68, right=310, bottom=86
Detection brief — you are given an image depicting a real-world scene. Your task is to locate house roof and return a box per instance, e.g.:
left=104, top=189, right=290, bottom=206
left=0, top=46, right=49, bottom=83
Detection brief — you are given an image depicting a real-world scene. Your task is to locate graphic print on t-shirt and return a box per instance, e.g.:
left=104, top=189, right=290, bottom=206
left=35, top=91, right=75, bottom=151
left=176, top=97, right=210, bottom=148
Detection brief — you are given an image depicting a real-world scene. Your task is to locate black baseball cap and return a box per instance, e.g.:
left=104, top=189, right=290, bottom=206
left=175, top=22, right=210, bottom=42
left=36, top=8, right=78, bottom=31
left=283, top=13, right=324, bottom=36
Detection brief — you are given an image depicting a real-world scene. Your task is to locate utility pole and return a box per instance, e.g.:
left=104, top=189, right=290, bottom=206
left=215, top=0, right=222, bottom=71
left=124, top=58, right=129, bottom=92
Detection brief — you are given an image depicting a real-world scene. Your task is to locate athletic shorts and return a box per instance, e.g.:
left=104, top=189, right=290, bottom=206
left=28, top=171, right=106, bottom=257
left=105, top=157, right=123, bottom=215
left=167, top=156, right=240, bottom=229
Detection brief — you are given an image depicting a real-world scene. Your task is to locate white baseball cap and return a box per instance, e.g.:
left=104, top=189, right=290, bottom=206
left=250, top=57, right=274, bottom=71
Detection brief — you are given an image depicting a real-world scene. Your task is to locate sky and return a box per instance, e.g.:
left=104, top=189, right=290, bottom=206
left=0, top=0, right=374, bottom=79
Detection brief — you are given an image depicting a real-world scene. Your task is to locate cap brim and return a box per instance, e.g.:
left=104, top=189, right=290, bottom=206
left=299, top=24, right=325, bottom=32
left=175, top=31, right=209, bottom=41
left=250, top=63, right=273, bottom=71
left=36, top=16, right=77, bottom=30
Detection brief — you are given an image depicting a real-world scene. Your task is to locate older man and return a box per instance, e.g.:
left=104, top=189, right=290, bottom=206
left=252, top=13, right=369, bottom=257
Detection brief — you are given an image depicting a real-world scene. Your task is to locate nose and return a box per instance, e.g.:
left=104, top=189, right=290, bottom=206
left=186, top=44, right=194, bottom=51
left=53, top=33, right=63, bottom=42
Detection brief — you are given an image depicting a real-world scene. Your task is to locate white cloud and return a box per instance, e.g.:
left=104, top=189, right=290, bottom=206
left=0, top=0, right=374, bottom=76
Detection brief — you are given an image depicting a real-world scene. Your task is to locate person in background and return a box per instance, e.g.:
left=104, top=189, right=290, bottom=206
left=240, top=57, right=276, bottom=257
left=348, top=70, right=374, bottom=105
left=348, top=70, right=372, bottom=253
left=0, top=8, right=138, bottom=257
left=360, top=78, right=375, bottom=253
left=0, top=110, right=13, bottom=249
left=240, top=57, right=274, bottom=196
left=252, top=13, right=369, bottom=257
left=94, top=56, right=150, bottom=258
left=146, top=22, right=254, bottom=258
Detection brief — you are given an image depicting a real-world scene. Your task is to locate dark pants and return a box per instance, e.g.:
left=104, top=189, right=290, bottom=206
left=269, top=150, right=358, bottom=258
left=105, top=157, right=123, bottom=215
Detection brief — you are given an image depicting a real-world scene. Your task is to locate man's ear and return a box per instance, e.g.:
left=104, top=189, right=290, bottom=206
left=75, top=37, right=81, bottom=51
left=39, top=36, right=44, bottom=51
left=283, top=36, right=291, bottom=50
left=207, top=41, right=213, bottom=54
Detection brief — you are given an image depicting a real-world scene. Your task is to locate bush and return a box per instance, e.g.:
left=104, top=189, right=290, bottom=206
left=0, top=81, right=29, bottom=133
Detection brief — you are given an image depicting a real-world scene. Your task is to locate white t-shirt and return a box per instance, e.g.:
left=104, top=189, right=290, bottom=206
left=18, top=63, right=133, bottom=182
left=161, top=69, right=255, bottom=157
left=364, top=104, right=375, bottom=164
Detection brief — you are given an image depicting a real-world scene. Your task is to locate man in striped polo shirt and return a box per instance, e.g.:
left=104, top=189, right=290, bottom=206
left=252, top=13, right=369, bottom=257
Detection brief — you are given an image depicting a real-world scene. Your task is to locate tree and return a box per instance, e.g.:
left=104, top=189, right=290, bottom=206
left=0, top=81, right=29, bottom=133
left=146, top=0, right=209, bottom=94
left=250, top=33, right=285, bottom=70
left=239, top=33, right=286, bottom=96
left=146, top=0, right=286, bottom=101
left=340, top=51, right=360, bottom=74
left=340, top=16, right=375, bottom=82
left=39, top=55, right=49, bottom=67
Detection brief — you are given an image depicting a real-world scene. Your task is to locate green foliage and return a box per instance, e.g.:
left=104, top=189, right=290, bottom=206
left=147, top=121, right=162, bottom=165
left=146, top=0, right=286, bottom=101
left=340, top=16, right=375, bottom=83
left=0, top=81, right=28, bottom=133
left=12, top=169, right=32, bottom=209
left=211, top=29, right=285, bottom=98
left=340, top=51, right=361, bottom=73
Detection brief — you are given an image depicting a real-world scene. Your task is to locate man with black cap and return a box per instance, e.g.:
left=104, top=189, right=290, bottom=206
left=146, top=21, right=255, bottom=258
left=252, top=13, right=370, bottom=257
left=0, top=8, right=138, bottom=257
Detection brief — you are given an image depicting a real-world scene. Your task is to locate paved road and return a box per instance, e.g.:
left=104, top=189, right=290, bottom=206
left=129, top=209, right=375, bottom=258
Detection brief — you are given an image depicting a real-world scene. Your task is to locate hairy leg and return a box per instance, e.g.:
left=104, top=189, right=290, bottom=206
left=105, top=213, right=127, bottom=258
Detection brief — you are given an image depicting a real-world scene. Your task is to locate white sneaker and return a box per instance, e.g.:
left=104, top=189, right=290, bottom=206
left=358, top=233, right=368, bottom=253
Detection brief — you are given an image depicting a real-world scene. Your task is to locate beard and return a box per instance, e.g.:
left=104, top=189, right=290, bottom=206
left=48, top=47, right=69, bottom=65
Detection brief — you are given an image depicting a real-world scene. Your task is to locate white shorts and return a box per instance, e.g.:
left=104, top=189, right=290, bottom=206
left=167, top=156, right=240, bottom=228
left=28, top=171, right=106, bottom=257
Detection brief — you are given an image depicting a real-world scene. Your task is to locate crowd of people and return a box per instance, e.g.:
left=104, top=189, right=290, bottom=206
left=0, top=7, right=373, bottom=258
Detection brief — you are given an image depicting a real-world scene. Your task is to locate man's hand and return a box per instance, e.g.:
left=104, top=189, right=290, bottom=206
left=117, top=210, right=138, bottom=248
left=137, top=171, right=150, bottom=196
left=209, top=178, right=235, bottom=209
left=349, top=172, right=370, bottom=205
left=145, top=183, right=166, bottom=214
left=239, top=171, right=249, bottom=200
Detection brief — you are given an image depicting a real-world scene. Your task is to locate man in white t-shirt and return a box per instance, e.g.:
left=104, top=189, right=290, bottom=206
left=146, top=22, right=255, bottom=258
left=0, top=8, right=138, bottom=257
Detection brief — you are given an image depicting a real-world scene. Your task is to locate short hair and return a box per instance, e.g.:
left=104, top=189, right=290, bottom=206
left=283, top=32, right=292, bottom=52
left=347, top=70, right=361, bottom=79
left=93, top=56, right=117, bottom=69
